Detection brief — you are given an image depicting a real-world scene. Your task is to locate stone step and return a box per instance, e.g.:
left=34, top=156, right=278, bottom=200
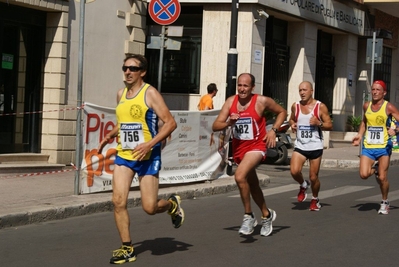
left=0, top=153, right=49, bottom=164
left=0, top=153, right=65, bottom=175
left=0, top=163, right=66, bottom=174
left=329, top=139, right=353, bottom=148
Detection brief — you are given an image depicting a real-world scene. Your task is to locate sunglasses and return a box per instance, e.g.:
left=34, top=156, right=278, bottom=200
left=122, top=65, right=142, bottom=72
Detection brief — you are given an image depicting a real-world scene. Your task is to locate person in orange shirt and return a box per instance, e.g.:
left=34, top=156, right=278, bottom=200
left=198, top=83, right=218, bottom=110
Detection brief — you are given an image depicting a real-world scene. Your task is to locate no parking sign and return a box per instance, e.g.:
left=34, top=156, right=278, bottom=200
left=148, top=0, right=181, bottom=25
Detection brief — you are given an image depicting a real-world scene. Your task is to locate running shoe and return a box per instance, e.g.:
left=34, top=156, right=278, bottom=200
left=309, top=198, right=321, bottom=211
left=260, top=209, right=277, bottom=237
left=378, top=201, right=390, bottom=215
left=238, top=213, right=257, bottom=235
left=297, top=180, right=310, bottom=202
left=110, top=245, right=136, bottom=264
left=168, top=194, right=185, bottom=228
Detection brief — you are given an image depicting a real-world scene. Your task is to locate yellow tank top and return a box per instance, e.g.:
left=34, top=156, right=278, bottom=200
left=115, top=83, right=158, bottom=160
left=363, top=100, right=389, bottom=148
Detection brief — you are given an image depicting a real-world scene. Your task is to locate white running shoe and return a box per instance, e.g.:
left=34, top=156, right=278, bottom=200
left=260, top=209, right=276, bottom=237
left=378, top=201, right=389, bottom=215
left=239, top=214, right=257, bottom=235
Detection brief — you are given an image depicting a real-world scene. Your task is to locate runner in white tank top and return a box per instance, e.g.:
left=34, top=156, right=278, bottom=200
left=289, top=81, right=333, bottom=211
left=294, top=100, right=323, bottom=151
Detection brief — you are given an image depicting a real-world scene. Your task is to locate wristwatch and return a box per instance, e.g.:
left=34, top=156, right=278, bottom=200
left=272, top=127, right=278, bottom=133
left=319, top=122, right=324, bottom=128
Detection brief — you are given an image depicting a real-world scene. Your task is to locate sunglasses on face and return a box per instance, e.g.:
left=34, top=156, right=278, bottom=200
left=122, top=65, right=142, bottom=72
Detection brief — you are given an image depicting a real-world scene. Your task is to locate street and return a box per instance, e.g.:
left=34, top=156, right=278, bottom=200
left=1, top=165, right=399, bottom=267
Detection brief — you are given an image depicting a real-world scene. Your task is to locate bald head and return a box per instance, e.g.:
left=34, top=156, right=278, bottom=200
left=299, top=81, right=313, bottom=91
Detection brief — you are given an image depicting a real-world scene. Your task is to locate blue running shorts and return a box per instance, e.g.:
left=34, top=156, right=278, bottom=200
left=361, top=141, right=392, bottom=161
left=114, top=155, right=161, bottom=176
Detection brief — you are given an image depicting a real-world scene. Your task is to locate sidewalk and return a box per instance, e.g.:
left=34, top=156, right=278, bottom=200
left=1, top=145, right=399, bottom=229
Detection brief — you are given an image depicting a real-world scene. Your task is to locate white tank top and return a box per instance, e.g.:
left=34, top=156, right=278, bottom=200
left=294, top=101, right=324, bottom=151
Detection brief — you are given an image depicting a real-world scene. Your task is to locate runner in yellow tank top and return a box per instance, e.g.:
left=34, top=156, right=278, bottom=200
left=363, top=100, right=389, bottom=149
left=97, top=54, right=184, bottom=264
left=116, top=83, right=154, bottom=161
left=352, top=80, right=399, bottom=215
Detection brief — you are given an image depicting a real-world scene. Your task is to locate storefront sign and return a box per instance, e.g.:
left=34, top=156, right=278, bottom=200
left=263, top=0, right=364, bottom=35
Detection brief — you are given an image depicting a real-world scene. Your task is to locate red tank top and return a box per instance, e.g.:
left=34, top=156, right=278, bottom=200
left=230, top=94, right=266, bottom=157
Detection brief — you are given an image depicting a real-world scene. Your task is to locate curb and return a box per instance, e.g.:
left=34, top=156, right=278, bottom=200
left=0, top=175, right=270, bottom=229
left=315, top=158, right=399, bottom=169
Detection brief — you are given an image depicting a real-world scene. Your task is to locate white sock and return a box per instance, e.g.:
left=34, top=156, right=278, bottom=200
left=301, top=181, right=308, bottom=188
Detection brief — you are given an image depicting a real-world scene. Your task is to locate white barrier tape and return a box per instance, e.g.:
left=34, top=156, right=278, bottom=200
left=0, top=105, right=84, bottom=117
left=0, top=168, right=75, bottom=179
left=0, top=163, right=79, bottom=179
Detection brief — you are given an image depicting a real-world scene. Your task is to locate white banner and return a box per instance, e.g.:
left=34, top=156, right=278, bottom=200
left=80, top=102, right=230, bottom=194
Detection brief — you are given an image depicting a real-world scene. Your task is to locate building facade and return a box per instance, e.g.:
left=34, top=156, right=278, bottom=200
left=0, top=0, right=398, bottom=163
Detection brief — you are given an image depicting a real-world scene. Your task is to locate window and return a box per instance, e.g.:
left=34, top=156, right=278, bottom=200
left=374, top=46, right=392, bottom=101
left=145, top=6, right=203, bottom=94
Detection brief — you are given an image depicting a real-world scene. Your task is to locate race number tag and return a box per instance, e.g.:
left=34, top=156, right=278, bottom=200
left=298, top=125, right=314, bottom=143
left=233, top=117, right=254, bottom=140
left=120, top=123, right=144, bottom=149
left=366, top=126, right=384, bottom=145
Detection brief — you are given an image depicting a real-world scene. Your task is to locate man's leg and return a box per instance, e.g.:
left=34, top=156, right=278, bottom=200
left=242, top=152, right=276, bottom=237
left=140, top=174, right=185, bottom=227
left=308, top=156, right=322, bottom=211
left=290, top=151, right=307, bottom=185
left=112, top=165, right=135, bottom=243
left=139, top=174, right=171, bottom=215
left=308, top=156, right=322, bottom=198
left=234, top=152, right=263, bottom=214
left=110, top=166, right=137, bottom=264
left=376, top=155, right=390, bottom=200
left=290, top=151, right=309, bottom=202
left=235, top=152, right=263, bottom=235
left=359, top=155, right=375, bottom=179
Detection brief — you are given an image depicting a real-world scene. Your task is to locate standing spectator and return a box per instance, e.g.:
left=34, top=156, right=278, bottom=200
left=198, top=83, right=218, bottom=110
left=212, top=73, right=287, bottom=236
left=289, top=81, right=332, bottom=211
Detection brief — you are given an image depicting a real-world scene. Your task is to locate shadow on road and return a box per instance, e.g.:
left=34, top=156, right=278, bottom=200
left=133, top=237, right=193, bottom=255
left=291, top=201, right=332, bottom=210
left=351, top=202, right=399, bottom=212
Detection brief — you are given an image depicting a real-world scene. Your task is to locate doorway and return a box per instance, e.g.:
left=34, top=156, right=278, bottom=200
left=315, top=30, right=335, bottom=112
left=0, top=3, right=46, bottom=153
left=263, top=17, right=290, bottom=109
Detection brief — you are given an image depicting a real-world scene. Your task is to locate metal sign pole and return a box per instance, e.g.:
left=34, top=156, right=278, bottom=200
left=360, top=31, right=377, bottom=157
left=226, top=0, right=239, bottom=176
left=74, top=0, right=86, bottom=195
left=157, top=26, right=166, bottom=92
left=370, top=31, right=376, bottom=98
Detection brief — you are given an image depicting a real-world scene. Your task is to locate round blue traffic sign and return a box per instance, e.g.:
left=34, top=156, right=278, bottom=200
left=149, top=0, right=181, bottom=26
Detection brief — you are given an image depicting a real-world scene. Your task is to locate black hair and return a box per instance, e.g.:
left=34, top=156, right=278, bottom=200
left=207, top=83, right=218, bottom=94
left=123, top=54, right=148, bottom=72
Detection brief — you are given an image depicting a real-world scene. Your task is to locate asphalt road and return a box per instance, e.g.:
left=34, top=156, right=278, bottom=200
left=1, top=165, right=399, bottom=267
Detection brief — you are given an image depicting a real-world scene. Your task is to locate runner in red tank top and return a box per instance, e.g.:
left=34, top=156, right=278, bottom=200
left=212, top=73, right=287, bottom=237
